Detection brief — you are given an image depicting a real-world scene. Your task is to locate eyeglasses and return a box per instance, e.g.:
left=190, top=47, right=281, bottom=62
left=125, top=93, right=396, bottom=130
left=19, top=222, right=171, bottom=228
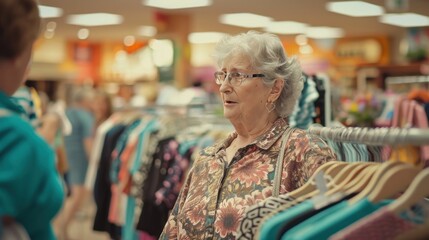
left=214, top=71, right=265, bottom=86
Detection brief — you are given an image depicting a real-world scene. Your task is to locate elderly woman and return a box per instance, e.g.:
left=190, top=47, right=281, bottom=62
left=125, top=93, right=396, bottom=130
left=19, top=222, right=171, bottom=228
left=160, top=31, right=336, bottom=239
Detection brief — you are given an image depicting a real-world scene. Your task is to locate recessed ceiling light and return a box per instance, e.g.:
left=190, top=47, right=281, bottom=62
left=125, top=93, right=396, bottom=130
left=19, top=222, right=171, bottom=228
left=219, top=13, right=272, bottom=28
left=326, top=1, right=384, bottom=17
left=143, top=0, right=212, bottom=9
left=306, top=27, right=344, bottom=39
left=138, top=26, right=157, bottom=37
left=46, top=21, right=57, bottom=31
left=264, top=21, right=308, bottom=35
left=123, top=36, right=136, bottom=46
left=38, top=5, right=63, bottom=18
left=67, top=13, right=123, bottom=27
left=380, top=13, right=429, bottom=27
left=188, top=32, right=227, bottom=44
left=77, top=28, right=90, bottom=40
left=295, top=34, right=308, bottom=46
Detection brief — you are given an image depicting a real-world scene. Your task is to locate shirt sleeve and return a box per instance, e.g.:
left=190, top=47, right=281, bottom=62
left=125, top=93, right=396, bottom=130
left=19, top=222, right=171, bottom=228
left=0, top=116, right=64, bottom=240
left=302, top=133, right=337, bottom=183
left=281, top=130, right=337, bottom=192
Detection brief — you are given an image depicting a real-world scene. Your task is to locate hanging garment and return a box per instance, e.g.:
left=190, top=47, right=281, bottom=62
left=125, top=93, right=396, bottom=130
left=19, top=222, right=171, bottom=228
left=330, top=205, right=428, bottom=240
left=92, top=124, right=127, bottom=238
left=237, top=194, right=295, bottom=239
left=280, top=198, right=392, bottom=240
left=257, top=192, right=354, bottom=240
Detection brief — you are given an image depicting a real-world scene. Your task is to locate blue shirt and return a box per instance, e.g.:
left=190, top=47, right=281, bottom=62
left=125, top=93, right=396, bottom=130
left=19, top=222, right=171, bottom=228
left=0, top=91, right=64, bottom=240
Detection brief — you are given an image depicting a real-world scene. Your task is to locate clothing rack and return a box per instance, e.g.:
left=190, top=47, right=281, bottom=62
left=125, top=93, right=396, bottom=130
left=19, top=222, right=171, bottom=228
left=386, top=75, right=429, bottom=85
left=114, top=103, right=221, bottom=117
left=308, top=125, right=429, bottom=146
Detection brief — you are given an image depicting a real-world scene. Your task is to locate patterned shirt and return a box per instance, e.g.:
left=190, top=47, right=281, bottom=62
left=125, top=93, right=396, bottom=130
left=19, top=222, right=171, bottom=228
left=159, top=118, right=336, bottom=239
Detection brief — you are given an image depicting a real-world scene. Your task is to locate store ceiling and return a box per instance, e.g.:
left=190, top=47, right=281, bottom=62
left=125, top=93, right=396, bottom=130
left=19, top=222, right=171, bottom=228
left=37, top=0, right=429, bottom=41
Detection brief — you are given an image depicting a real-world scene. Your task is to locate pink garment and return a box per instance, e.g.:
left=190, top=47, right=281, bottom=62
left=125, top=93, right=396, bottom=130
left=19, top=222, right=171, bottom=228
left=108, top=184, right=121, bottom=224
left=139, top=231, right=156, bottom=240
left=382, top=97, right=429, bottom=165
left=330, top=207, right=416, bottom=240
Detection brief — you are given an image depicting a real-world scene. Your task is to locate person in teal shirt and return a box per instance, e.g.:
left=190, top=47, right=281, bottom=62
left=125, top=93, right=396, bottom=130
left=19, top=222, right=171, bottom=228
left=0, top=0, right=64, bottom=239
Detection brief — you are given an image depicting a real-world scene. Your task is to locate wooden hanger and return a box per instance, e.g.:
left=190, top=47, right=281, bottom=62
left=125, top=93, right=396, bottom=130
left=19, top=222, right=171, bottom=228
left=344, top=164, right=379, bottom=195
left=286, top=161, right=353, bottom=206
left=388, top=167, right=429, bottom=214
left=325, top=162, right=376, bottom=196
left=288, top=161, right=343, bottom=199
left=386, top=168, right=429, bottom=239
left=367, top=163, right=420, bottom=203
left=324, top=161, right=349, bottom=177
left=347, top=160, right=405, bottom=205
left=327, top=162, right=359, bottom=186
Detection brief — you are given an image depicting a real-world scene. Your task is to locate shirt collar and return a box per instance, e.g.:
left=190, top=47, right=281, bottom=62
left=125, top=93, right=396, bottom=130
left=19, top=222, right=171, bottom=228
left=211, top=118, right=289, bottom=154
left=0, top=90, right=26, bottom=115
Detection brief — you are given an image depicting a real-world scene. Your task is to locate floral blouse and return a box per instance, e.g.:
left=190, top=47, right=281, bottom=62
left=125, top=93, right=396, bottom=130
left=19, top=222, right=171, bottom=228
left=159, top=118, right=337, bottom=239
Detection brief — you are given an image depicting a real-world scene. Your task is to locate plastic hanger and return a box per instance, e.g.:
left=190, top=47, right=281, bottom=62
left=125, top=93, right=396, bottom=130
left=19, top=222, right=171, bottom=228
left=347, top=160, right=405, bottom=205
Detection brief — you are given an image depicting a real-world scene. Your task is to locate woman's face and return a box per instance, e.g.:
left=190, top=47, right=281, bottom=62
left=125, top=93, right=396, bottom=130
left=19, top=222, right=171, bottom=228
left=219, top=54, right=272, bottom=124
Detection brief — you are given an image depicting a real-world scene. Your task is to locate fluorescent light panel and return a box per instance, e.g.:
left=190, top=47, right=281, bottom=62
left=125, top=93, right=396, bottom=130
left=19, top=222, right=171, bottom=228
left=380, top=13, right=429, bottom=27
left=264, top=21, right=308, bottom=35
left=306, top=27, right=344, bottom=39
left=219, top=13, right=272, bottom=28
left=326, top=1, right=384, bottom=17
left=67, top=13, right=123, bottom=27
left=38, top=5, right=63, bottom=18
left=188, top=32, right=226, bottom=44
left=143, top=0, right=212, bottom=9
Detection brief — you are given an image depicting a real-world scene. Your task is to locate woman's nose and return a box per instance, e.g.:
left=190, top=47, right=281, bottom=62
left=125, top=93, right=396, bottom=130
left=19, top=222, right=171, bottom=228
left=219, top=79, right=232, bottom=93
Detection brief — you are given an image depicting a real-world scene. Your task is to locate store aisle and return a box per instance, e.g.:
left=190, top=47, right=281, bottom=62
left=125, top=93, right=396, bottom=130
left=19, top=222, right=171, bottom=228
left=55, top=199, right=110, bottom=240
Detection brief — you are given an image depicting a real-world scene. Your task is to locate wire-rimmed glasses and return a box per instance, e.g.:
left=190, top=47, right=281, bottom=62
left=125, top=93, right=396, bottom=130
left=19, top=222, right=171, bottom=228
left=214, top=71, right=265, bottom=86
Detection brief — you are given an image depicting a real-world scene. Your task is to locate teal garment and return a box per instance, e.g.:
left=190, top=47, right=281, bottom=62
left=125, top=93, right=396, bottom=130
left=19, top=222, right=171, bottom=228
left=259, top=200, right=313, bottom=240
left=123, top=119, right=159, bottom=240
left=282, top=198, right=392, bottom=240
left=0, top=91, right=64, bottom=240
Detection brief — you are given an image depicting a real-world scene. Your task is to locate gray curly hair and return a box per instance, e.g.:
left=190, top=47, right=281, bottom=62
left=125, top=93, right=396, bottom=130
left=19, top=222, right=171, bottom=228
left=212, top=30, right=304, bottom=118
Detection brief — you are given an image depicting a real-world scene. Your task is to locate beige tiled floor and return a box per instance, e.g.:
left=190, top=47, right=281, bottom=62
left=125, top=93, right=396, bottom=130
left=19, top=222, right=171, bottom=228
left=55, top=199, right=110, bottom=240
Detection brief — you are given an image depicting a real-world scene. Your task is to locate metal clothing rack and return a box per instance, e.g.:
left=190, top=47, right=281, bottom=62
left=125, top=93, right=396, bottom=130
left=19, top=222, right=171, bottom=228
left=308, top=125, right=429, bottom=146
left=386, top=75, right=429, bottom=85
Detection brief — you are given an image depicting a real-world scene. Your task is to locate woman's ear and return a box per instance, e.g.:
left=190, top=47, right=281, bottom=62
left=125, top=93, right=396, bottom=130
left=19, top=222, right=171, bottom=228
left=269, top=79, right=284, bottom=101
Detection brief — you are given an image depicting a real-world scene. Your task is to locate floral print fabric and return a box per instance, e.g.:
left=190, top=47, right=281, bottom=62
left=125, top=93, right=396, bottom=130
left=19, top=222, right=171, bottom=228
left=159, top=118, right=336, bottom=239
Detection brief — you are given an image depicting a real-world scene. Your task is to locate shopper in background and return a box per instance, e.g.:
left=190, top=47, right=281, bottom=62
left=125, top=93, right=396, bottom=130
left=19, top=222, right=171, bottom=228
left=59, top=87, right=96, bottom=239
left=160, top=31, right=336, bottom=239
left=93, top=89, right=113, bottom=128
left=112, top=84, right=147, bottom=109
left=0, top=0, right=64, bottom=239
left=37, top=91, right=70, bottom=177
